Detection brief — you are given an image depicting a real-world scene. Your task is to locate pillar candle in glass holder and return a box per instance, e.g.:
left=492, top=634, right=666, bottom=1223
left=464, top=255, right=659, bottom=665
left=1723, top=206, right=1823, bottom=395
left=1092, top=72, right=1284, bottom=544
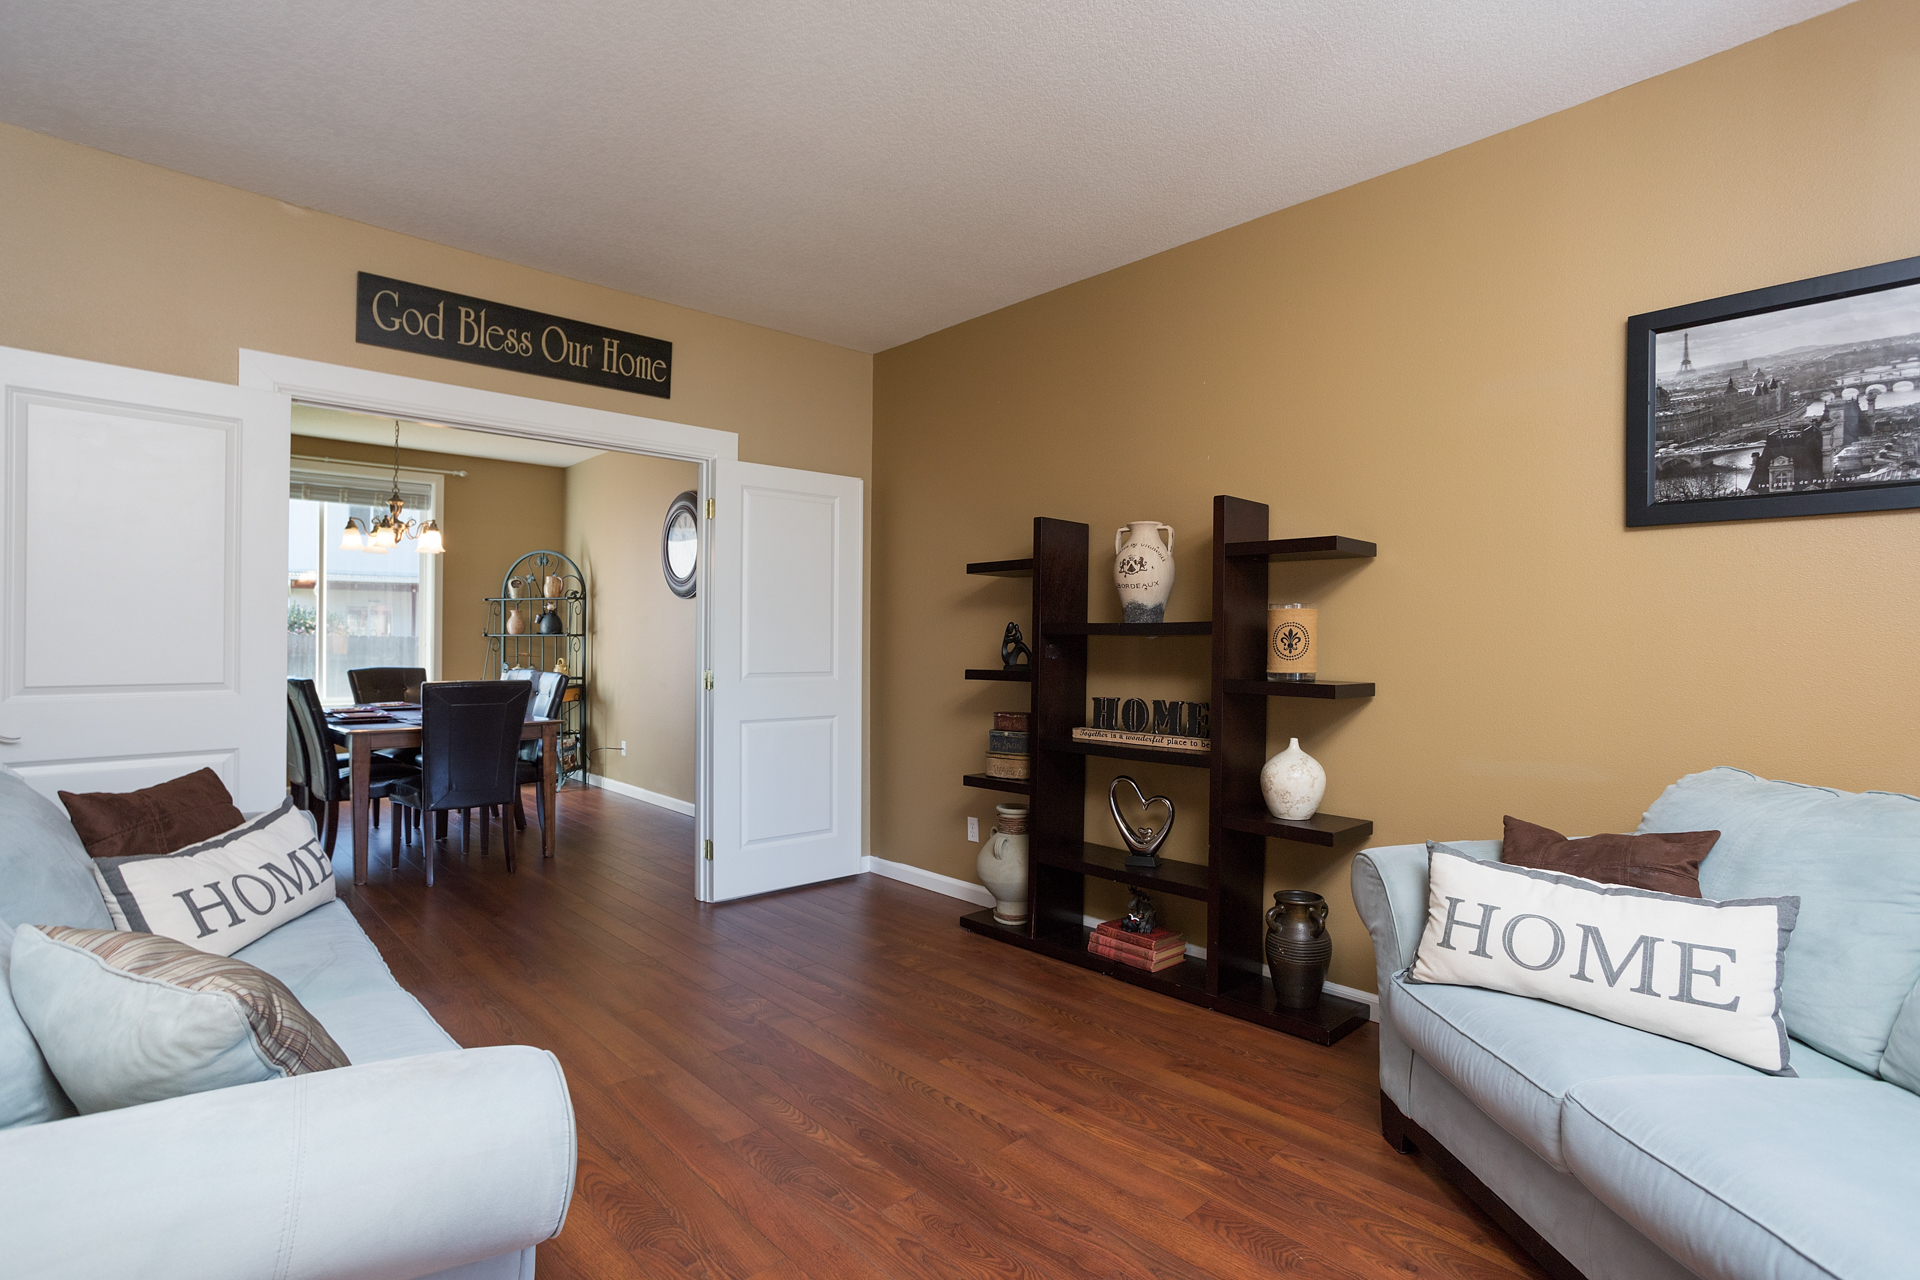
left=1266, top=603, right=1317, bottom=681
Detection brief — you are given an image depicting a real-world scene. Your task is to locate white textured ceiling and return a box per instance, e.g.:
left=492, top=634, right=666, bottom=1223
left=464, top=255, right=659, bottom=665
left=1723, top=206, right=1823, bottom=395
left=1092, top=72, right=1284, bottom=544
left=0, top=1, right=1848, bottom=352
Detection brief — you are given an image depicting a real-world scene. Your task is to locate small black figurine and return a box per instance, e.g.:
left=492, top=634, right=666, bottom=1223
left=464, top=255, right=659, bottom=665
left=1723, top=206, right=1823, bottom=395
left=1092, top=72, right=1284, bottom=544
left=1121, top=889, right=1158, bottom=935
left=1001, top=622, right=1033, bottom=670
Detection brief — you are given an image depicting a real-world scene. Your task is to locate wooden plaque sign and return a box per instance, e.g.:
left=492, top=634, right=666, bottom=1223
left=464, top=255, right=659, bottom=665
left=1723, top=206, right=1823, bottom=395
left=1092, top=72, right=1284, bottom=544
left=356, top=272, right=672, bottom=399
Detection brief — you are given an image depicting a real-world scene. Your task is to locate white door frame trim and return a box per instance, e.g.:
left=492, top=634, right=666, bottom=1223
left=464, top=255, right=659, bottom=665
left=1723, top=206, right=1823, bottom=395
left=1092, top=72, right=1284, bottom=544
left=238, top=349, right=734, bottom=900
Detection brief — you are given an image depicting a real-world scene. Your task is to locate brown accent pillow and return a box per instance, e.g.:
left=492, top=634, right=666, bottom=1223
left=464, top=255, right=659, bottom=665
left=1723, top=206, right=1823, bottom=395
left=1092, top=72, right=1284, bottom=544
left=59, top=768, right=244, bottom=859
left=1501, top=815, right=1718, bottom=898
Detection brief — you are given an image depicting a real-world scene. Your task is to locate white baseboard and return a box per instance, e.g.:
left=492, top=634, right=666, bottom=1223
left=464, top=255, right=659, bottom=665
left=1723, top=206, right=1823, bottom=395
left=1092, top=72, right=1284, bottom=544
left=583, top=774, right=696, bottom=816
left=862, top=854, right=994, bottom=907
left=860, top=857, right=1378, bottom=1020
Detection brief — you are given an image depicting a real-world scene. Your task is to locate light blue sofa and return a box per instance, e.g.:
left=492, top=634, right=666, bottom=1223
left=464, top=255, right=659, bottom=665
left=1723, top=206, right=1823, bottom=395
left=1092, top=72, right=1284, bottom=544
left=1352, top=768, right=1920, bottom=1280
left=0, top=766, right=577, bottom=1280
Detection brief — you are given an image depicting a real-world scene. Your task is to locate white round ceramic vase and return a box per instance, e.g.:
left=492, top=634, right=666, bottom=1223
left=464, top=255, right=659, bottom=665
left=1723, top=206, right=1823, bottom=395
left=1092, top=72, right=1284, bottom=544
left=1260, top=738, right=1326, bottom=821
left=976, top=804, right=1030, bottom=925
left=1113, top=522, right=1175, bottom=624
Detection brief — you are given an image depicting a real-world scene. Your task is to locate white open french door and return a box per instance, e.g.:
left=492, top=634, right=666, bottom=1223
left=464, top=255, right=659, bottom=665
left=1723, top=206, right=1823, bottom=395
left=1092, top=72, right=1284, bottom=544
left=706, top=459, right=862, bottom=900
left=0, top=346, right=289, bottom=810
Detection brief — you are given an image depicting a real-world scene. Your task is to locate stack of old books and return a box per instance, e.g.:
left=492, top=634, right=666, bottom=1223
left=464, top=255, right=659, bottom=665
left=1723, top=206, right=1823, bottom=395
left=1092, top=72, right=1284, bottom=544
left=1087, top=919, right=1187, bottom=972
left=985, top=711, right=1029, bottom=780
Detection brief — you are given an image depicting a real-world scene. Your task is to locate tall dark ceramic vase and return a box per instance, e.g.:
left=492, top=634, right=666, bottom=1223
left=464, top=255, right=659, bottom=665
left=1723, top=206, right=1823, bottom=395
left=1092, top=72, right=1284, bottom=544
left=1264, top=889, right=1331, bottom=1009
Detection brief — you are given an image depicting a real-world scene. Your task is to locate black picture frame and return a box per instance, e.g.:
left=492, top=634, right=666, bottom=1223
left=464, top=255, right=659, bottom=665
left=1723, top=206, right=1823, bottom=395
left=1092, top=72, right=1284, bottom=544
left=1626, top=253, right=1920, bottom=527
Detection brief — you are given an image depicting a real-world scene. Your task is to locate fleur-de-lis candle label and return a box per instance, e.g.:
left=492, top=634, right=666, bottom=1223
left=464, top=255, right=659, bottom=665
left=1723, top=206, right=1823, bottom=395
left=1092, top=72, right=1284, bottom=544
left=1267, top=604, right=1317, bottom=681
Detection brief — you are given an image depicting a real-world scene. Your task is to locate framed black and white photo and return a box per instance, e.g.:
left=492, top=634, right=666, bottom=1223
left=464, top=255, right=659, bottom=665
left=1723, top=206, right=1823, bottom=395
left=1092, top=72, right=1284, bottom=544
left=1626, top=254, right=1920, bottom=526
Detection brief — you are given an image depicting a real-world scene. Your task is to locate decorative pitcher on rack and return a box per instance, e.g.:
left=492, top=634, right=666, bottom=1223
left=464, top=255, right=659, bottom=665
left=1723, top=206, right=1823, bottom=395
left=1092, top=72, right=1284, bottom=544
left=1113, top=521, right=1175, bottom=624
left=1264, top=890, right=1332, bottom=1009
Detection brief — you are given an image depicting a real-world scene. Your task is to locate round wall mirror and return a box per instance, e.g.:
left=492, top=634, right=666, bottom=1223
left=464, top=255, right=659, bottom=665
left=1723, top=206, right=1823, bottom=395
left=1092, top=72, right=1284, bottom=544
left=662, top=491, right=699, bottom=598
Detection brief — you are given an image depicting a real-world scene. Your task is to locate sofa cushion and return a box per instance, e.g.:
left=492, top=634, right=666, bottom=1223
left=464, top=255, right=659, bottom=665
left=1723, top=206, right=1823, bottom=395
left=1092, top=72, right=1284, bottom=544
left=1388, top=974, right=1866, bottom=1172
left=0, top=765, right=113, bottom=931
left=1639, top=767, right=1920, bottom=1074
left=58, top=766, right=243, bottom=859
left=1501, top=815, right=1715, bottom=897
left=1562, top=1076, right=1920, bottom=1280
left=234, top=899, right=457, bottom=1063
left=0, top=918, right=75, bottom=1128
left=1878, top=979, right=1920, bottom=1095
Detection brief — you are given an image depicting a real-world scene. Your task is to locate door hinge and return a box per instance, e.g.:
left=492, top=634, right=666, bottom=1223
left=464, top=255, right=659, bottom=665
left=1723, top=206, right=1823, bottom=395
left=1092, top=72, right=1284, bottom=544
left=703, top=669, right=714, bottom=690
left=705, top=498, right=715, bottom=519
left=703, top=839, right=713, bottom=861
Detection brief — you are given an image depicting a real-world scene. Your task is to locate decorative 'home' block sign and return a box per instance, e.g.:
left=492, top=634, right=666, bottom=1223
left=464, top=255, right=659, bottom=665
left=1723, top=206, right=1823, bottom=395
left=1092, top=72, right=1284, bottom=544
left=1090, top=697, right=1209, bottom=739
left=356, top=272, right=672, bottom=398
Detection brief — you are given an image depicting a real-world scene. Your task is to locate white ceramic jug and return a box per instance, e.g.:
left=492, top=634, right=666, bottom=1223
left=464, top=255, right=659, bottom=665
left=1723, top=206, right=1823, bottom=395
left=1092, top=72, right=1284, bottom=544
left=976, top=804, right=1030, bottom=925
left=1260, top=738, right=1326, bottom=820
left=1113, top=521, right=1175, bottom=624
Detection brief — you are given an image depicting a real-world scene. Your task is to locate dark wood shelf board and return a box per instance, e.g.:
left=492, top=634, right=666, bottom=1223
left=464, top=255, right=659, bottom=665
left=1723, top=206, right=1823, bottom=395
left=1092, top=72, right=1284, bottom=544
left=965, top=668, right=1032, bottom=682
left=1217, top=804, right=1373, bottom=847
left=960, top=910, right=1210, bottom=1004
left=1033, top=842, right=1212, bottom=901
left=1221, top=678, right=1375, bottom=699
left=1040, top=738, right=1210, bottom=769
left=1213, top=975, right=1371, bottom=1045
left=1222, top=535, right=1377, bottom=561
left=962, top=773, right=1030, bottom=795
left=966, top=558, right=1034, bottom=577
left=1045, top=621, right=1211, bottom=637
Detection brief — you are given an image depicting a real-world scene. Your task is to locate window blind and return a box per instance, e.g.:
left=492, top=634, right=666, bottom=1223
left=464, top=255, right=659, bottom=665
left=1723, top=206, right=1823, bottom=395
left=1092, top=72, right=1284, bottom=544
left=289, top=465, right=434, bottom=510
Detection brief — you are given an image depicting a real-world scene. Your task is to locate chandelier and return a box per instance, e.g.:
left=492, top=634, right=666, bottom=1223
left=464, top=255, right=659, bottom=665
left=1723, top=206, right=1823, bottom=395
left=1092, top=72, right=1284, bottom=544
left=339, top=421, right=445, bottom=555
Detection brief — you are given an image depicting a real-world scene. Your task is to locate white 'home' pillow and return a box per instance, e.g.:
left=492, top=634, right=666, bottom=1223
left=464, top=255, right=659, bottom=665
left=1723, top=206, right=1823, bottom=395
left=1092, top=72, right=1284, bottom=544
left=1409, top=842, right=1799, bottom=1074
left=88, top=800, right=334, bottom=957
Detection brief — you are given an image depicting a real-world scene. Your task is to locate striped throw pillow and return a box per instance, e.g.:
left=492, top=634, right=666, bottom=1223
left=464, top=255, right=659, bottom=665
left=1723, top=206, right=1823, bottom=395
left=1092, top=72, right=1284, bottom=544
left=8, top=926, right=348, bottom=1113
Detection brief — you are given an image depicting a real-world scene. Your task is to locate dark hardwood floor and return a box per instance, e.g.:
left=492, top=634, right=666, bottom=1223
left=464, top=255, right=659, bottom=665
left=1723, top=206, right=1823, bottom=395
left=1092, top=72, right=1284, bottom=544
left=338, top=786, right=1545, bottom=1280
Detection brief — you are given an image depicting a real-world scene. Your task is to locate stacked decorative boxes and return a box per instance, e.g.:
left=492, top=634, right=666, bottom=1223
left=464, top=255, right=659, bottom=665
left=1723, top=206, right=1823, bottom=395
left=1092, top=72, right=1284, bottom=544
left=985, top=711, right=1029, bottom=780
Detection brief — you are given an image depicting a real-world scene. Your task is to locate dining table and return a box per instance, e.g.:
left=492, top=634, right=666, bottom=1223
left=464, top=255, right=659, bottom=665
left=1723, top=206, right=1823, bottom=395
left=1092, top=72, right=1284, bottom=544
left=326, top=705, right=560, bottom=885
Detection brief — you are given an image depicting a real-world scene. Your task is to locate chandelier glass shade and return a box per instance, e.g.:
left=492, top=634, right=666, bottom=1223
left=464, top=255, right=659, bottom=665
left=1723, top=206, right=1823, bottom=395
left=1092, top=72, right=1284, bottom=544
left=340, top=421, right=445, bottom=555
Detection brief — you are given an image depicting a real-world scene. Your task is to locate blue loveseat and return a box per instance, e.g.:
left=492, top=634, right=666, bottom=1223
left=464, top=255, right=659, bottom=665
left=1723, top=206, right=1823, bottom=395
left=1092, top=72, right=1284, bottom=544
left=1352, top=768, right=1920, bottom=1280
left=0, top=766, right=578, bottom=1279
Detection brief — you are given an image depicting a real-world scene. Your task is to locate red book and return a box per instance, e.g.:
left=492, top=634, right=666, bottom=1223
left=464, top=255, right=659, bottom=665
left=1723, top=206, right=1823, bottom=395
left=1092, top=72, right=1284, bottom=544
left=1093, top=921, right=1185, bottom=954
left=1088, top=938, right=1186, bottom=972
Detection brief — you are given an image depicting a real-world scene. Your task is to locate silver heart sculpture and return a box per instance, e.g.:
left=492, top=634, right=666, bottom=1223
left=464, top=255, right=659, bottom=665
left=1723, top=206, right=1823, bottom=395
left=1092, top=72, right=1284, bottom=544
left=1109, top=775, right=1174, bottom=865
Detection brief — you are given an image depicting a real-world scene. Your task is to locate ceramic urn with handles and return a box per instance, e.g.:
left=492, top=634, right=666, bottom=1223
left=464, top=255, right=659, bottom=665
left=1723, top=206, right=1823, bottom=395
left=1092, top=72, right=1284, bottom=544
left=1264, top=889, right=1332, bottom=1009
left=1113, top=521, right=1175, bottom=624
left=976, top=804, right=1029, bottom=925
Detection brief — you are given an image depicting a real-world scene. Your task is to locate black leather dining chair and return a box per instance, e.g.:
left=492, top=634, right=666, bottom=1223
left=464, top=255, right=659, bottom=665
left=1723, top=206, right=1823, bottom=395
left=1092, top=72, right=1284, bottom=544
left=287, top=678, right=410, bottom=856
left=389, top=680, right=531, bottom=884
left=347, top=666, right=427, bottom=704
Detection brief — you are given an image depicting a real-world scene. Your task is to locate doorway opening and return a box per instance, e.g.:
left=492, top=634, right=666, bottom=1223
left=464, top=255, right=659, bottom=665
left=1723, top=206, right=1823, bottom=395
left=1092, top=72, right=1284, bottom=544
left=286, top=403, right=702, bottom=865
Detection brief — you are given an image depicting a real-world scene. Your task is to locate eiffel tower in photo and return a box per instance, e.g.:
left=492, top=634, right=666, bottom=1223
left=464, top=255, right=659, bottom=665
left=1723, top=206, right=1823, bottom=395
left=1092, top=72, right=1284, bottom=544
left=1679, top=332, right=1694, bottom=372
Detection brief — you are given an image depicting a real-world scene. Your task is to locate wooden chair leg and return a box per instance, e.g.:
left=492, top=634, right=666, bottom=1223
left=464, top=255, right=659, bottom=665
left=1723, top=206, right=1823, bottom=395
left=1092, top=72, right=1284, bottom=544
left=481, top=806, right=490, bottom=856
left=534, top=780, right=547, bottom=835
left=390, top=801, right=403, bottom=869
left=501, top=806, right=516, bottom=874
left=512, top=791, right=527, bottom=831
left=321, top=798, right=339, bottom=856
left=461, top=808, right=471, bottom=855
left=435, top=810, right=449, bottom=842
left=372, top=797, right=381, bottom=829
left=424, top=813, right=434, bottom=887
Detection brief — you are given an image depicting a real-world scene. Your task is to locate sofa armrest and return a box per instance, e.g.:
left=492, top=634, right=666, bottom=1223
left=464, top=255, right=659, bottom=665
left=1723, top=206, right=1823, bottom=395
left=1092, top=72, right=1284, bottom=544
left=0, top=1046, right=575, bottom=1280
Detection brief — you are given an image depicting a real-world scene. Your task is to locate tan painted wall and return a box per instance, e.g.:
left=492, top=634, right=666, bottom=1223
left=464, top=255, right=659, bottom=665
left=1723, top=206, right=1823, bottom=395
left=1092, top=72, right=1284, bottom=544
left=290, top=427, right=566, bottom=683
left=872, top=0, right=1920, bottom=993
left=564, top=451, right=701, bottom=803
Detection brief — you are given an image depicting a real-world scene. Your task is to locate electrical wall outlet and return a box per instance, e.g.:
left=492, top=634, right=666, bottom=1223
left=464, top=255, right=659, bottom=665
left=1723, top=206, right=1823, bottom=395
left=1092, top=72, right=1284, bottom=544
left=967, top=816, right=979, bottom=842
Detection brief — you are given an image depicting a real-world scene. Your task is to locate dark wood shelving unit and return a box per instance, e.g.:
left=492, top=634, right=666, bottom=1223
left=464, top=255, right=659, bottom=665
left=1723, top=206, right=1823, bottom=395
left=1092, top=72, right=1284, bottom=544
left=958, top=501, right=1379, bottom=1046
left=962, top=773, right=1030, bottom=795
left=1044, top=620, right=1212, bottom=637
left=1221, top=677, right=1375, bottom=699
left=1033, top=843, right=1213, bottom=900
left=1223, top=535, right=1377, bottom=561
left=1040, top=737, right=1210, bottom=769
left=966, top=558, right=1034, bottom=577
left=965, top=668, right=1031, bottom=682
